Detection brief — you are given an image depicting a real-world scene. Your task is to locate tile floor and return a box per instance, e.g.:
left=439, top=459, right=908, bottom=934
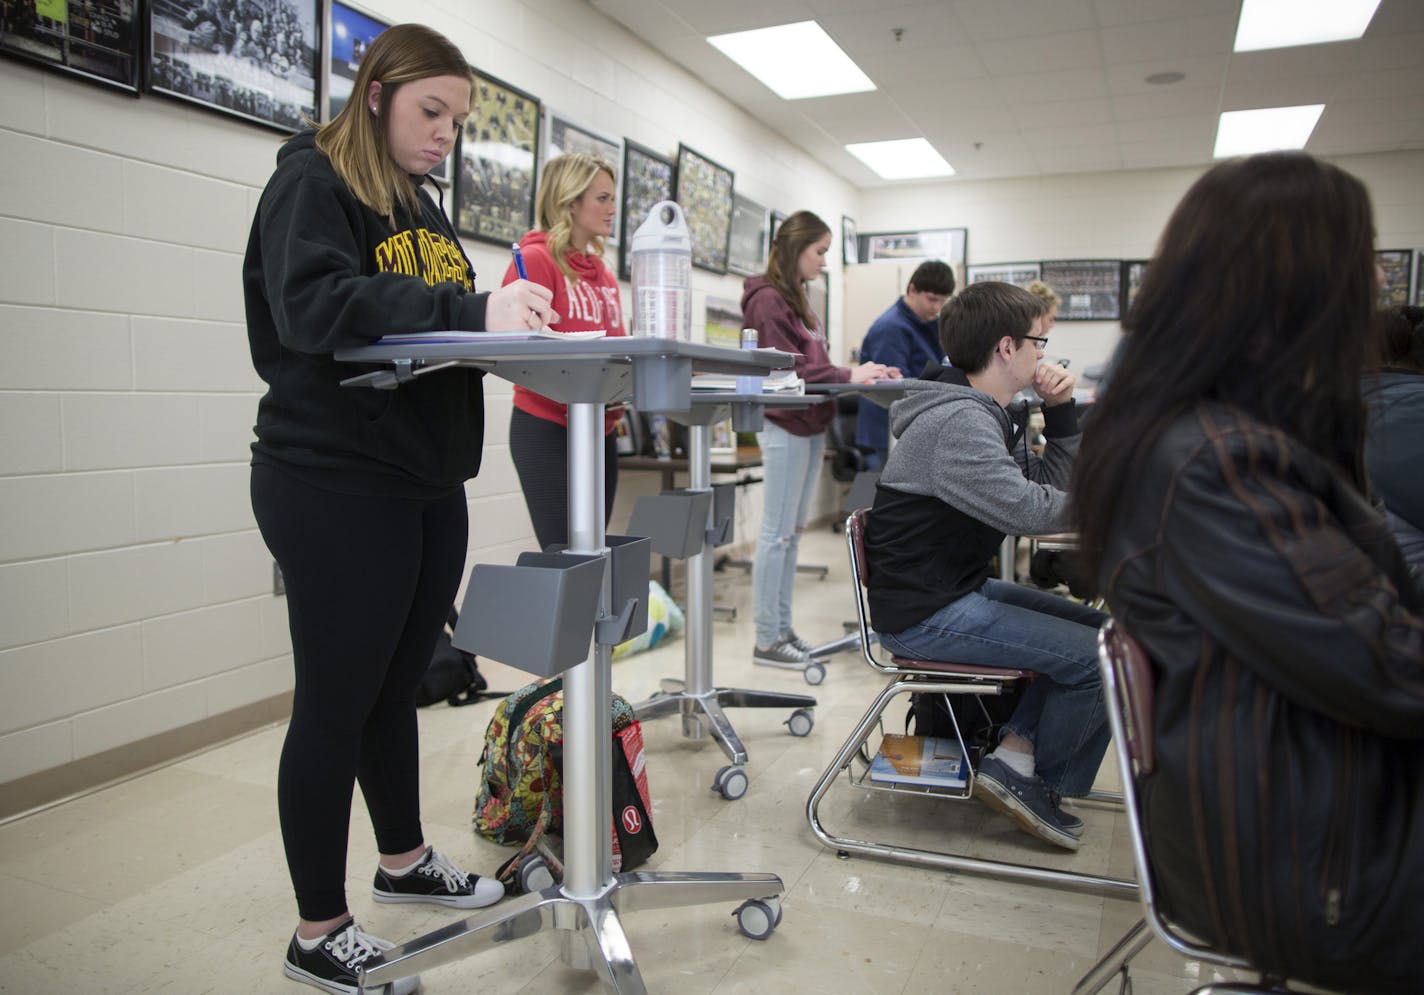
left=0, top=527, right=1248, bottom=994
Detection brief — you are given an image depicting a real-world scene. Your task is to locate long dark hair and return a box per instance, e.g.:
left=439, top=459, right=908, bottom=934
left=1073, top=152, right=1378, bottom=585
left=764, top=210, right=830, bottom=329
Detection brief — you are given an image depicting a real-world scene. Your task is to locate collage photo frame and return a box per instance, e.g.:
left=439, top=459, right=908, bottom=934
left=454, top=69, right=540, bottom=246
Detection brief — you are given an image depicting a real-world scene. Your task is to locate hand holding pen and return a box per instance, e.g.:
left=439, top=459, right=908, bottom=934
left=487, top=242, right=557, bottom=330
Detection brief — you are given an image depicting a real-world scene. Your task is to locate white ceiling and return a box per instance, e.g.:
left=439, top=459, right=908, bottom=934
left=589, top=0, right=1424, bottom=187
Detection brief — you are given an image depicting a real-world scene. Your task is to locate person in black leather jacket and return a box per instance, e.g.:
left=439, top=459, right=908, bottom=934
left=1072, top=151, right=1424, bottom=993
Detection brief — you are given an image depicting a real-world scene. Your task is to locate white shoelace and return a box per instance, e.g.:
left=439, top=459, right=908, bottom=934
left=326, top=922, right=392, bottom=969
left=417, top=849, right=470, bottom=893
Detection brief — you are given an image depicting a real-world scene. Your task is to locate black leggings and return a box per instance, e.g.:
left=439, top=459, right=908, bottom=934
left=509, top=406, right=619, bottom=550
left=251, top=463, right=468, bottom=921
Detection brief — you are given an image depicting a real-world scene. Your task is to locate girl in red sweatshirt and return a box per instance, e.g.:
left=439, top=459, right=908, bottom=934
left=501, top=153, right=627, bottom=547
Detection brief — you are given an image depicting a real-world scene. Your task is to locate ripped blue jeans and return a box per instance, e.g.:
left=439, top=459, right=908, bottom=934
left=752, top=422, right=825, bottom=648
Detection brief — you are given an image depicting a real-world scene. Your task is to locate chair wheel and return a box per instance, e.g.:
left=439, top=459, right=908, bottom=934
left=733, top=896, right=781, bottom=939
left=804, top=661, right=826, bottom=685
left=712, top=764, right=749, bottom=800
left=784, top=708, right=814, bottom=737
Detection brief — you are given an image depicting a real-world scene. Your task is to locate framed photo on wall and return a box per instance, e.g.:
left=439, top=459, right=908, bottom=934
left=325, top=0, right=384, bottom=121
left=147, top=0, right=320, bottom=132
left=1, top=0, right=141, bottom=93
left=540, top=111, right=622, bottom=246
left=863, top=228, right=967, bottom=265
left=1376, top=249, right=1413, bottom=308
left=726, top=193, right=768, bottom=277
left=618, top=140, right=674, bottom=281
left=674, top=143, right=734, bottom=273
left=1039, top=259, right=1122, bottom=321
left=966, top=262, right=1041, bottom=287
left=769, top=209, right=787, bottom=246
left=842, top=215, right=859, bottom=265
left=705, top=297, right=743, bottom=348
left=1416, top=250, right=1424, bottom=306
left=454, top=70, right=540, bottom=246
left=1121, top=259, right=1150, bottom=316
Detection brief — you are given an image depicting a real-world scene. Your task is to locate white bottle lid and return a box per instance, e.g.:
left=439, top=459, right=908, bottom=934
left=629, top=201, right=690, bottom=256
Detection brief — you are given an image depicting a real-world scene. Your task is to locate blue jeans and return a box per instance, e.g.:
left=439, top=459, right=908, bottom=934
left=880, top=579, right=1110, bottom=797
left=752, top=422, right=825, bottom=647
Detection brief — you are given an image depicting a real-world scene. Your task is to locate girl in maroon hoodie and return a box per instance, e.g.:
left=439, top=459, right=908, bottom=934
left=502, top=153, right=628, bottom=547
left=742, top=210, right=893, bottom=667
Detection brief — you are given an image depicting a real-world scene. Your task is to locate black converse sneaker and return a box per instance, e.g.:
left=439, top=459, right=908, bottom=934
left=283, top=918, right=418, bottom=995
left=372, top=847, right=505, bottom=909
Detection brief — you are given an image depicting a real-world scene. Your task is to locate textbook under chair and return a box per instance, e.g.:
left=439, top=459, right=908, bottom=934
left=1072, top=620, right=1290, bottom=995
left=804, top=507, right=1134, bottom=895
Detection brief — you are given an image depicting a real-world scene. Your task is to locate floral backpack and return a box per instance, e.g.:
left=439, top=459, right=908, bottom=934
left=472, top=677, right=657, bottom=883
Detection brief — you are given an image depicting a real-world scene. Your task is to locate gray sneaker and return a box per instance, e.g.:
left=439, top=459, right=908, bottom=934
left=973, top=755, right=1080, bottom=850
left=782, top=630, right=815, bottom=655
left=753, top=639, right=811, bottom=668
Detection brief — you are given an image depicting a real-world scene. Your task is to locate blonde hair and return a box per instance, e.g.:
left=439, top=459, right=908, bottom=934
left=536, top=153, right=616, bottom=284
left=1025, top=279, right=1060, bottom=310
left=764, top=210, right=830, bottom=329
left=313, top=24, right=472, bottom=227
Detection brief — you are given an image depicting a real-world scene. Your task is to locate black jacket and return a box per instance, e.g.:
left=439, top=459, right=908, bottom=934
left=244, top=131, right=490, bottom=497
left=1100, top=402, right=1424, bottom=993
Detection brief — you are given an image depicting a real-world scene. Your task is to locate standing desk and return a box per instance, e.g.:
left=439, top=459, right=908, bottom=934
left=630, top=392, right=826, bottom=800
left=335, top=336, right=792, bottom=993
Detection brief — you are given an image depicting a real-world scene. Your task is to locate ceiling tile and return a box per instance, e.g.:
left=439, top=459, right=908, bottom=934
left=1099, top=14, right=1236, bottom=65
left=950, top=0, right=1097, bottom=42
left=1105, top=55, right=1228, bottom=96
left=1012, top=97, right=1115, bottom=130
left=992, top=67, right=1108, bottom=104
left=975, top=29, right=1103, bottom=75
left=1091, top=0, right=1238, bottom=28
left=1111, top=86, right=1223, bottom=121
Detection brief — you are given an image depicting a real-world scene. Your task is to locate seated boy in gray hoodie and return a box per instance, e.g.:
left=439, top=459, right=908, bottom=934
left=863, top=281, right=1108, bottom=850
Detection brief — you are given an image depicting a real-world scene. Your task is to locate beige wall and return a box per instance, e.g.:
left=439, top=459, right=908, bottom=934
left=0, top=0, right=857, bottom=794
left=4, top=0, right=1423, bottom=795
left=851, top=150, right=1424, bottom=373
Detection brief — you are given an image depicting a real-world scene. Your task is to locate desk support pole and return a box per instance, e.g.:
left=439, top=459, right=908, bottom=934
left=563, top=400, right=611, bottom=899
left=684, top=424, right=712, bottom=711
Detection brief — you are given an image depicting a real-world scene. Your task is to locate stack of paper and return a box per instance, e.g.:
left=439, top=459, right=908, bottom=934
left=690, top=370, right=804, bottom=393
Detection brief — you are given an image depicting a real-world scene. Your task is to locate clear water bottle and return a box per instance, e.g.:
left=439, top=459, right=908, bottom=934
left=629, top=200, right=691, bottom=340
left=736, top=327, right=762, bottom=395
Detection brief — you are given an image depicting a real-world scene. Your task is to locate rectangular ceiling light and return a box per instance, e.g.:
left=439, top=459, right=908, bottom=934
left=845, top=139, right=955, bottom=180
left=1234, top=0, right=1380, bottom=52
left=708, top=21, right=874, bottom=100
left=1213, top=104, right=1325, bottom=157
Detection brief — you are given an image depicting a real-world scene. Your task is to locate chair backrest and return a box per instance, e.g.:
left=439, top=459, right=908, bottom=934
left=827, top=394, right=868, bottom=482
left=844, top=508, right=880, bottom=669
left=1097, top=619, right=1255, bottom=974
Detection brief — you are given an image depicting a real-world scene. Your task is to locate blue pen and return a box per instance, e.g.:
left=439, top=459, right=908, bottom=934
left=511, top=242, right=528, bottom=280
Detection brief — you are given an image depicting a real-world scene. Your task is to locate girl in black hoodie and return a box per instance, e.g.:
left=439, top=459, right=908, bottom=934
left=243, top=24, right=554, bottom=995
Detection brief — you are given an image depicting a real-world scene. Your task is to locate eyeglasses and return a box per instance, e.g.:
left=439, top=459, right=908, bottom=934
left=1022, top=335, right=1050, bottom=347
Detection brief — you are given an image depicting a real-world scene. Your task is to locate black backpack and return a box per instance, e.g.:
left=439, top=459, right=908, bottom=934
left=906, top=685, right=1024, bottom=767
left=416, top=608, right=498, bottom=708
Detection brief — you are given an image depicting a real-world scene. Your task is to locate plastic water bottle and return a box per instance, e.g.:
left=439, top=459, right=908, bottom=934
left=629, top=200, right=691, bottom=340
left=736, top=327, right=762, bottom=395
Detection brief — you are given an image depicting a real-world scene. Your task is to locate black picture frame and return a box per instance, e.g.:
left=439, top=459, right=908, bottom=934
left=1376, top=249, right=1413, bottom=308
left=1, top=0, right=141, bottom=93
left=1416, top=250, right=1424, bottom=307
left=842, top=215, right=858, bottom=265
left=147, top=0, right=321, bottom=132
left=617, top=140, right=674, bottom=281
left=1121, top=259, right=1150, bottom=317
left=726, top=193, right=768, bottom=277
left=454, top=70, right=539, bottom=246
left=862, top=228, right=967, bottom=265
left=966, top=262, right=1041, bottom=287
left=674, top=143, right=734, bottom=274
left=323, top=0, right=384, bottom=121
left=1039, top=259, right=1122, bottom=321
left=541, top=111, right=622, bottom=246
left=768, top=209, right=788, bottom=249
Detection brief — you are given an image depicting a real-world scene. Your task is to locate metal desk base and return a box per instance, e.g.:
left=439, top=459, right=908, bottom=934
left=632, top=410, right=818, bottom=791
left=332, top=345, right=797, bottom=993
left=364, top=871, right=784, bottom=994
left=637, top=677, right=816, bottom=765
